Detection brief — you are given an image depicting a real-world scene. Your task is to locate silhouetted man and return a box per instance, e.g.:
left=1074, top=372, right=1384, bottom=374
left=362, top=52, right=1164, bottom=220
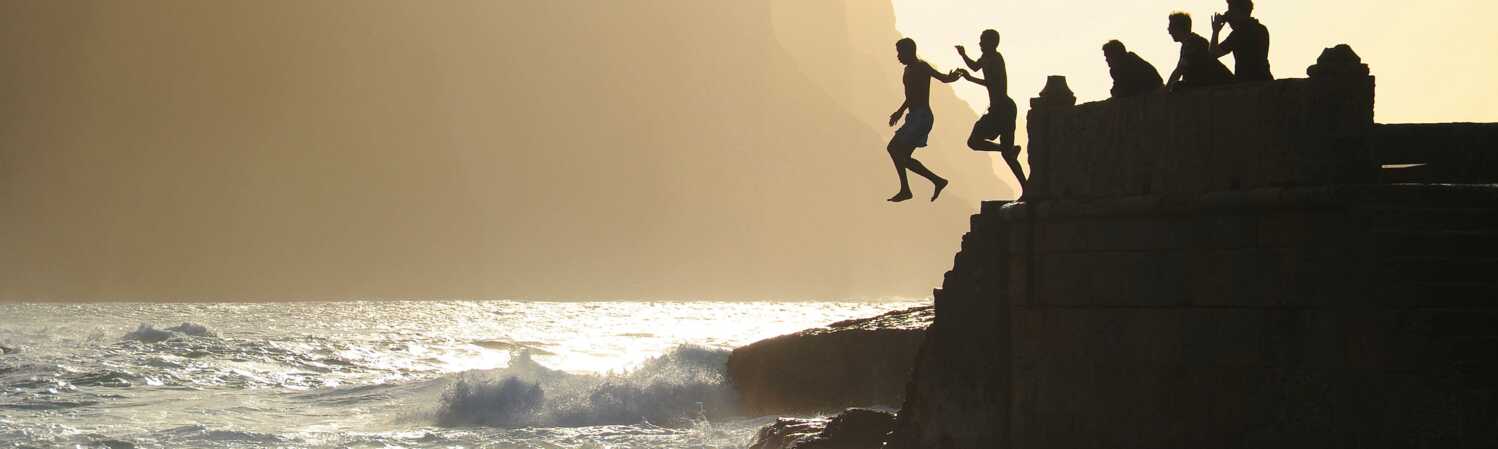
left=887, top=38, right=963, bottom=203
left=956, top=29, right=1027, bottom=194
left=1103, top=40, right=1164, bottom=98
left=1165, top=12, right=1234, bottom=91
left=1210, top=0, right=1273, bottom=82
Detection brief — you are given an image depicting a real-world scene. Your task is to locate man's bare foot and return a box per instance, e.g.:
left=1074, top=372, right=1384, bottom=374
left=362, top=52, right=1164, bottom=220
left=887, top=191, right=914, bottom=202
left=930, top=178, right=948, bottom=201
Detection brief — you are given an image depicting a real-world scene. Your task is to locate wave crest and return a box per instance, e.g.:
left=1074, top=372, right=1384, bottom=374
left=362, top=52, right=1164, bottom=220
left=121, top=323, right=217, bottom=343
left=435, top=345, right=738, bottom=428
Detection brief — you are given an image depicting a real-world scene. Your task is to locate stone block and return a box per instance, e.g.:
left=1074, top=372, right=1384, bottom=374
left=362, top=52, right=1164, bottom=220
left=1182, top=309, right=1268, bottom=368
left=1038, top=253, right=1095, bottom=305
left=1194, top=214, right=1260, bottom=250
left=1036, top=221, right=1081, bottom=253
left=1429, top=311, right=1498, bottom=338
left=1409, top=282, right=1498, bottom=308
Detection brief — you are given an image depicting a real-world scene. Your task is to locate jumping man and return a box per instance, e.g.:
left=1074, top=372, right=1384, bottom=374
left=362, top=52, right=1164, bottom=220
left=887, top=37, right=963, bottom=203
left=956, top=29, right=1027, bottom=194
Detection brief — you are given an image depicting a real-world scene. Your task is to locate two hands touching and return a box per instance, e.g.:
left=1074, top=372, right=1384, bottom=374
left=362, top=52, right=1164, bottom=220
left=889, top=67, right=968, bottom=127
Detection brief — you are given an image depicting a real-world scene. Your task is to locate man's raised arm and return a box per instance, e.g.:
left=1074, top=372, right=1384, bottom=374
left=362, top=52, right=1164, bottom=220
left=956, top=46, right=982, bottom=71
left=1208, top=14, right=1230, bottom=58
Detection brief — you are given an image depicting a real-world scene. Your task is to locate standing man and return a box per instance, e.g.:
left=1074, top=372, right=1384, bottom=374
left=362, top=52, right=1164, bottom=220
left=1165, top=12, right=1234, bottom=91
left=1210, top=0, right=1273, bottom=82
left=1103, top=40, right=1164, bottom=98
left=956, top=29, right=1027, bottom=194
left=887, top=37, right=963, bottom=203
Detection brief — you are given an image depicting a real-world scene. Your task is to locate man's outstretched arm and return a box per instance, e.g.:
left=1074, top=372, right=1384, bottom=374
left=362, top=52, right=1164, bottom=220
left=927, top=63, right=963, bottom=83
left=956, top=46, right=982, bottom=71
left=961, top=71, right=989, bottom=87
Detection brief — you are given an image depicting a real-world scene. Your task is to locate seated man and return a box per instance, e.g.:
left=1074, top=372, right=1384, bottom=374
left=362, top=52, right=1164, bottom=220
left=1102, top=40, right=1164, bottom=98
left=1210, top=0, right=1273, bottom=82
left=1165, top=12, right=1234, bottom=91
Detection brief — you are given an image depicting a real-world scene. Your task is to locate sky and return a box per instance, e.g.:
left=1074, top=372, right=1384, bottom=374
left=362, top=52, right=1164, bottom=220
left=0, top=0, right=997, bottom=302
left=0, top=0, right=1493, bottom=302
left=891, top=0, right=1498, bottom=124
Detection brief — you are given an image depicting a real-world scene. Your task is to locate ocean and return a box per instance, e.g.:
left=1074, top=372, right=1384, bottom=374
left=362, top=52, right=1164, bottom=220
left=0, top=300, right=921, bottom=448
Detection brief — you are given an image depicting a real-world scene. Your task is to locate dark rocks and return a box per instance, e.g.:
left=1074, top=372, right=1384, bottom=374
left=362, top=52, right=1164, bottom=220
left=1031, top=75, right=1077, bottom=108
left=0, top=345, right=13, bottom=355
left=748, top=408, right=897, bottom=449
left=727, top=306, right=931, bottom=416
left=748, top=417, right=827, bottom=449
left=1306, top=44, right=1369, bottom=78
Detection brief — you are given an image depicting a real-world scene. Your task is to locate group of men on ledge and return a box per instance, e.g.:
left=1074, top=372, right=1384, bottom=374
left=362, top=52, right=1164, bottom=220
left=882, top=0, right=1272, bottom=203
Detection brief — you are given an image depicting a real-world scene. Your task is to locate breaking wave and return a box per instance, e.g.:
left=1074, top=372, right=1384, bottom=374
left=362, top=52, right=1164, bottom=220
left=121, top=323, right=217, bottom=343
left=434, top=345, right=738, bottom=428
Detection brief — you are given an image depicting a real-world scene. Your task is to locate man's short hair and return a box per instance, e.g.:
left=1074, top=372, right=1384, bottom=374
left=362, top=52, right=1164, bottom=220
left=1103, top=40, right=1126, bottom=54
left=896, top=37, right=916, bottom=52
left=1168, top=12, right=1192, bottom=29
left=1227, top=0, right=1254, bottom=14
left=981, top=29, right=1000, bottom=43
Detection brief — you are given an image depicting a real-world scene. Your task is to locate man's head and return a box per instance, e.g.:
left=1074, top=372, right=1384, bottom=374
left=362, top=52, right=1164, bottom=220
left=979, top=29, right=1000, bottom=53
left=1102, top=40, right=1127, bottom=64
left=1167, top=12, right=1192, bottom=42
left=1226, top=0, right=1254, bottom=17
left=896, top=38, right=917, bottom=65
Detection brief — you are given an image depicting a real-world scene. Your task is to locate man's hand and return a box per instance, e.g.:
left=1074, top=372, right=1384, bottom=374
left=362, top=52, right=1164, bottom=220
left=1211, top=13, right=1227, bottom=32
left=955, top=45, right=967, bottom=56
left=889, top=110, right=903, bottom=127
left=951, top=69, right=966, bottom=78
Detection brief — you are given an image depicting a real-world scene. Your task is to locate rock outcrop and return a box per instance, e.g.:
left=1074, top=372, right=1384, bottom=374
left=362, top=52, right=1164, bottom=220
left=748, top=408, right=897, bottom=449
left=728, top=306, right=931, bottom=416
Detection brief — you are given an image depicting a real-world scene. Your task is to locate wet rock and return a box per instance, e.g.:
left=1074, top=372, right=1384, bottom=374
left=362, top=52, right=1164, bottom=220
left=727, top=306, right=931, bottom=415
left=748, top=417, right=827, bottom=449
left=748, top=408, right=897, bottom=449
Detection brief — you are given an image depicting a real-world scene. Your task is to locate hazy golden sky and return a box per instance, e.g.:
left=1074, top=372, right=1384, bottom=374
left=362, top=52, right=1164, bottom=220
left=891, top=0, right=1498, bottom=123
left=0, top=0, right=997, bottom=302
left=1, top=0, right=1492, bottom=302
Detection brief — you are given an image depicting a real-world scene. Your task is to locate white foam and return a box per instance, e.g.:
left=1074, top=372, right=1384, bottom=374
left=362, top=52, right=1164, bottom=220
left=434, top=345, right=738, bottom=428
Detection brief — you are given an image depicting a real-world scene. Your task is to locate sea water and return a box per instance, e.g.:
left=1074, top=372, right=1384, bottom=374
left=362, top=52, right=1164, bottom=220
left=0, top=300, right=921, bottom=448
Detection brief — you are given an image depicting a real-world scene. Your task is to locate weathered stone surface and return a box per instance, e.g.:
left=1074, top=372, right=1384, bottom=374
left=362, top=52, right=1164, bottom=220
left=727, top=306, right=931, bottom=416
left=1027, top=74, right=1374, bottom=201
left=888, top=184, right=1498, bottom=449
left=747, top=408, right=897, bottom=449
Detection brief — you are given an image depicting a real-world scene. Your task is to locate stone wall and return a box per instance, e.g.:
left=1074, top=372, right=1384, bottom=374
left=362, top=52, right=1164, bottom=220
left=1375, top=123, right=1498, bottom=184
left=888, top=47, right=1498, bottom=449
left=891, top=187, right=1498, bottom=449
left=1027, top=58, right=1375, bottom=200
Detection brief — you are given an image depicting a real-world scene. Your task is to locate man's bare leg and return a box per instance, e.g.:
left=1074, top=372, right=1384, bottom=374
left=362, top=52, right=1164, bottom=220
left=887, top=142, right=915, bottom=202
left=1002, top=148, right=1028, bottom=192
left=999, top=132, right=1028, bottom=193
left=905, top=157, right=948, bottom=201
